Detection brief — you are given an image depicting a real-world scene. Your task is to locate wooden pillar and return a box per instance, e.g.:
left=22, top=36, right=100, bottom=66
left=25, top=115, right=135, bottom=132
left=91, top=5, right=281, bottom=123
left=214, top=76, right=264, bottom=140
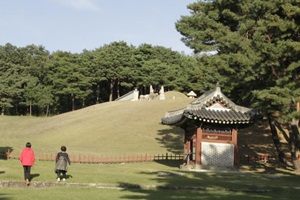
left=232, top=129, right=238, bottom=165
left=183, top=130, right=191, bottom=163
left=196, top=128, right=202, bottom=165
left=183, top=131, right=188, bottom=162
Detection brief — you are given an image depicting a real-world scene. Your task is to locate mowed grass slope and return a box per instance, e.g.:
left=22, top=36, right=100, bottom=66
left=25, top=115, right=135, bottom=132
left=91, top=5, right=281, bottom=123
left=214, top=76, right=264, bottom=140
left=0, top=91, right=192, bottom=157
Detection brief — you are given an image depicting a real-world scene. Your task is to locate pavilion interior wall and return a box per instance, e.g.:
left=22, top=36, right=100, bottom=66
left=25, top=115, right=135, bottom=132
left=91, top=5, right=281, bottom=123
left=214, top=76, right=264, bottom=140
left=183, top=124, right=238, bottom=168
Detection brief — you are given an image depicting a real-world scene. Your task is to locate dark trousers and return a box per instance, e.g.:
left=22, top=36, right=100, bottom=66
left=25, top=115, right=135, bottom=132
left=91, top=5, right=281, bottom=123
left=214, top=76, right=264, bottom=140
left=23, top=166, right=31, bottom=180
left=56, top=170, right=67, bottom=178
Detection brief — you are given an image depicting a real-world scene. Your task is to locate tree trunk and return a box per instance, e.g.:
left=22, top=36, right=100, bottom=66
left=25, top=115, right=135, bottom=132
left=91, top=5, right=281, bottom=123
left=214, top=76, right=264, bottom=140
left=289, top=125, right=300, bottom=171
left=117, top=78, right=120, bottom=98
left=292, top=102, right=300, bottom=125
left=290, top=101, right=300, bottom=170
left=29, top=101, right=32, bottom=116
left=71, top=93, right=75, bottom=111
left=275, top=120, right=300, bottom=170
left=267, top=115, right=286, bottom=164
left=46, top=104, right=49, bottom=117
left=109, top=79, right=114, bottom=102
left=82, top=99, right=85, bottom=108
left=288, top=100, right=300, bottom=170
left=96, top=84, right=100, bottom=104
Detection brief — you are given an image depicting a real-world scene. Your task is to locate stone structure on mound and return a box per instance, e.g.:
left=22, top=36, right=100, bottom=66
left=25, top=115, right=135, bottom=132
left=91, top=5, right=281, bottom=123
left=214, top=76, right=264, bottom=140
left=161, top=83, right=260, bottom=169
left=116, top=85, right=166, bottom=101
left=159, top=86, right=165, bottom=100
left=187, top=91, right=197, bottom=99
left=138, top=85, right=165, bottom=101
left=114, top=89, right=139, bottom=101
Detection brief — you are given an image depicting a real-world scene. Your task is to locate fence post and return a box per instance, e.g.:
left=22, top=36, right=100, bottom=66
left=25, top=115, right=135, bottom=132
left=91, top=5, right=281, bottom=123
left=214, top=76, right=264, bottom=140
left=264, top=154, right=268, bottom=163
left=166, top=153, right=168, bottom=160
left=6, top=149, right=10, bottom=159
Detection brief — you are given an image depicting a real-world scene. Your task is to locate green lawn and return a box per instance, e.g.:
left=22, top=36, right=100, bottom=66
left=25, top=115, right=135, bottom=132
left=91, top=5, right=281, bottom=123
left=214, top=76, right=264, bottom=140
left=1, top=159, right=300, bottom=200
left=0, top=187, right=285, bottom=200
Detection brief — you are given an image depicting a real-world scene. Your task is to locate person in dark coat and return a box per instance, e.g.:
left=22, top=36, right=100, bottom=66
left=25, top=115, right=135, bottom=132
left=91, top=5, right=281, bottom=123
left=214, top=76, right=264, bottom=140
left=55, top=146, right=71, bottom=182
left=20, top=142, right=35, bottom=186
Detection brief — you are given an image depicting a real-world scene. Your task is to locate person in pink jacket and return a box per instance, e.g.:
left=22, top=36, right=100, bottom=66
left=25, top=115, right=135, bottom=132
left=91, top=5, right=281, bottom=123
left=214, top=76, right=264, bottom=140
left=20, top=142, right=35, bottom=186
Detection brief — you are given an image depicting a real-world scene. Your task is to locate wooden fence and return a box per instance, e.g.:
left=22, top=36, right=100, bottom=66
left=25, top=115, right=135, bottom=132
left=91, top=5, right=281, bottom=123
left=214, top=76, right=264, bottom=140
left=1, top=149, right=297, bottom=164
left=0, top=150, right=183, bottom=163
left=239, top=154, right=277, bottom=164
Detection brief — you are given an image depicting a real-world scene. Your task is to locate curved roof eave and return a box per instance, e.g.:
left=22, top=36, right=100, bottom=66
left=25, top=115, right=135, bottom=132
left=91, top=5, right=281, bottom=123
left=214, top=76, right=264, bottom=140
left=161, top=108, right=185, bottom=125
left=161, top=84, right=260, bottom=127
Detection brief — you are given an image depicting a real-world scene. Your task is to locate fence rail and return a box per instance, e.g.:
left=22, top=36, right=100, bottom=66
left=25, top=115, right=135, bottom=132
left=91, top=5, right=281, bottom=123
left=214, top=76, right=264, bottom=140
left=239, top=154, right=277, bottom=164
left=1, top=150, right=298, bottom=164
left=0, top=150, right=183, bottom=163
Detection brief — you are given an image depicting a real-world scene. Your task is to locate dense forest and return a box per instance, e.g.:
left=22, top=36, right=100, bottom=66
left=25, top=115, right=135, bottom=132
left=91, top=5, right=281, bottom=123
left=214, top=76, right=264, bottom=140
left=0, top=42, right=204, bottom=116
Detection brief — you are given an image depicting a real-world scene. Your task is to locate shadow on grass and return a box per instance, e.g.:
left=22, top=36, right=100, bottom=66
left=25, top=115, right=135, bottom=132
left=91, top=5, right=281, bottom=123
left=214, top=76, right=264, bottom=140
left=0, top=147, right=13, bottom=160
left=65, top=174, right=73, bottom=180
left=0, top=193, right=12, bottom=200
left=156, top=126, right=183, bottom=154
left=117, top=165, right=300, bottom=200
left=30, top=173, right=40, bottom=181
left=55, top=173, right=73, bottom=181
left=238, top=158, right=296, bottom=176
left=118, top=189, right=274, bottom=200
left=154, top=160, right=182, bottom=168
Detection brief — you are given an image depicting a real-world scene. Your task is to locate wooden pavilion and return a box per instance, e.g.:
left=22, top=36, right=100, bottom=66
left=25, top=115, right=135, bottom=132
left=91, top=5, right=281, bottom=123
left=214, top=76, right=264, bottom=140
left=161, top=84, right=259, bottom=168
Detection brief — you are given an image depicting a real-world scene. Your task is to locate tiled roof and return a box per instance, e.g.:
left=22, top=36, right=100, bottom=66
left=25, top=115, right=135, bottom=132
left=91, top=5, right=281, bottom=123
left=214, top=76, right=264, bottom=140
left=184, top=108, right=254, bottom=124
left=161, top=84, right=259, bottom=126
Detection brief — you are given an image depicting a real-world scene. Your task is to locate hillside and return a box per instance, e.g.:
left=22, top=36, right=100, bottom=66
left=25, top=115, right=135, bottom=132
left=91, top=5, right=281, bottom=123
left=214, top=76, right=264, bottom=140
left=0, top=91, right=193, bottom=157
left=0, top=90, right=277, bottom=161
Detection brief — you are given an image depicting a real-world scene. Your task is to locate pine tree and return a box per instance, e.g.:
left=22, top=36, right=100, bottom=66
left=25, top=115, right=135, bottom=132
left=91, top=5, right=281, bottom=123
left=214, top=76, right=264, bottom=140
left=176, top=0, right=300, bottom=169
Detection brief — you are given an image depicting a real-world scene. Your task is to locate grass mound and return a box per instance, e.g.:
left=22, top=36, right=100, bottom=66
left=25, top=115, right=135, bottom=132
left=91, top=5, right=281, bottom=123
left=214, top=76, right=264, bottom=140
left=0, top=91, right=192, bottom=157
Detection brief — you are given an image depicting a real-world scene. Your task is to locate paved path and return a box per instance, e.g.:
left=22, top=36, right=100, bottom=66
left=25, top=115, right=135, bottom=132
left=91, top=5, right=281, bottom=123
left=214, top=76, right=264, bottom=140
left=0, top=180, right=271, bottom=193
left=0, top=180, right=125, bottom=189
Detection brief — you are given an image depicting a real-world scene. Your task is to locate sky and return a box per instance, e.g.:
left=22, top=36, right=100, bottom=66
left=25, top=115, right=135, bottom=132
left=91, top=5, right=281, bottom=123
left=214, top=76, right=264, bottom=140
left=0, top=0, right=196, bottom=54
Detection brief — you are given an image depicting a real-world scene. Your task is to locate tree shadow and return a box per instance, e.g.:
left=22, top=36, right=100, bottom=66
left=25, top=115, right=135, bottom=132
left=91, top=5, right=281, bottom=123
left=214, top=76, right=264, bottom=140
left=238, top=123, right=277, bottom=156
left=0, top=193, right=12, bottom=200
left=0, top=147, right=13, bottom=160
left=117, top=167, right=300, bottom=200
left=156, top=126, right=185, bottom=167
left=238, top=122, right=295, bottom=173
left=156, top=126, right=183, bottom=154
